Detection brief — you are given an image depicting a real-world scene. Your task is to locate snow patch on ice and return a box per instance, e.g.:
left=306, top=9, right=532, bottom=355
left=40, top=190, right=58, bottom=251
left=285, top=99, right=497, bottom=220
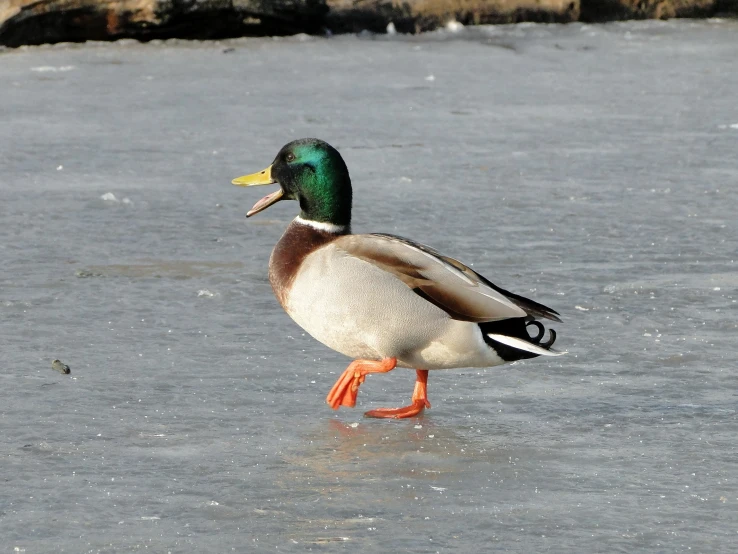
left=445, top=20, right=464, bottom=32
left=100, top=192, right=132, bottom=204
left=31, top=66, right=75, bottom=72
left=197, top=289, right=219, bottom=298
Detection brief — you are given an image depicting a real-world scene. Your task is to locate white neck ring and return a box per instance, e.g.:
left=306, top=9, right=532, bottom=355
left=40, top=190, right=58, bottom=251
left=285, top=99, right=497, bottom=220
left=294, top=216, right=347, bottom=234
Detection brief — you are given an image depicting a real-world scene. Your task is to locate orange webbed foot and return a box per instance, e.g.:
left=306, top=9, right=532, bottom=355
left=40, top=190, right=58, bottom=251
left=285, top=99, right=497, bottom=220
left=364, top=399, right=430, bottom=419
left=326, top=358, right=397, bottom=410
left=363, top=369, right=431, bottom=419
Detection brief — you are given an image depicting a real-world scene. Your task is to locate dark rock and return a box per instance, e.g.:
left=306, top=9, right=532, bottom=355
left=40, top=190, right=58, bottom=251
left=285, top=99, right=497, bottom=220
left=580, top=0, right=722, bottom=20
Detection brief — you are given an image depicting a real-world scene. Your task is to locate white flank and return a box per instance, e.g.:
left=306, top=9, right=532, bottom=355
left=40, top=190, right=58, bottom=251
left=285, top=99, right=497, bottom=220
left=486, top=333, right=566, bottom=356
left=294, top=216, right=346, bottom=234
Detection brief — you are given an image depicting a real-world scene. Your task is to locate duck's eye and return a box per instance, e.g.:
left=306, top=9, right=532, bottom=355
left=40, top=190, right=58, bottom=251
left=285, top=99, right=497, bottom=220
left=285, top=153, right=295, bottom=162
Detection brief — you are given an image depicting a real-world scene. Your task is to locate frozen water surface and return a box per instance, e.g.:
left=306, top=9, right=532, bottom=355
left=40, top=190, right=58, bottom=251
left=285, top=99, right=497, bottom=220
left=2, top=19, right=737, bottom=553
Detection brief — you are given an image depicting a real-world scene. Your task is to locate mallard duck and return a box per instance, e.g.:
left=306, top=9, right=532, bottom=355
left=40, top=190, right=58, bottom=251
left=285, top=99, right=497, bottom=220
left=233, top=138, right=563, bottom=419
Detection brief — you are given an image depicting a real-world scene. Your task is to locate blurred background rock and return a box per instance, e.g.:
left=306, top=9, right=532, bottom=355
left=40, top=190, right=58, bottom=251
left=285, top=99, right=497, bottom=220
left=1, top=0, right=736, bottom=47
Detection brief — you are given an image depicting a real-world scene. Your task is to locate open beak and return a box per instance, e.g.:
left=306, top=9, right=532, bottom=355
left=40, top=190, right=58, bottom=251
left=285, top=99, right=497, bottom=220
left=232, top=164, right=284, bottom=217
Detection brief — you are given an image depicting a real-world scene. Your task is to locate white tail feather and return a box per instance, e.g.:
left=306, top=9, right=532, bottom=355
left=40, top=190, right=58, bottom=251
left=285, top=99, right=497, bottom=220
left=487, top=333, right=566, bottom=357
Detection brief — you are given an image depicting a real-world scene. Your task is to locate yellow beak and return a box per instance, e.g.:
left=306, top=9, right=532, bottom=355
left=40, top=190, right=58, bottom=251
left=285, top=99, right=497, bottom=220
left=232, top=165, right=275, bottom=187
left=232, top=165, right=284, bottom=217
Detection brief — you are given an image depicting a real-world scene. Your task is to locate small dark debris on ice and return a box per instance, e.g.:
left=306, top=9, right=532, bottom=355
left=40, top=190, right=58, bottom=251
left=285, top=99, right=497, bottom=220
left=51, top=359, right=71, bottom=374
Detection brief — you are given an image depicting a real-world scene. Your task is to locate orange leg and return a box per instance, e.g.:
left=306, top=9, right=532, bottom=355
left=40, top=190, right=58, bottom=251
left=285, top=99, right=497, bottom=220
left=326, top=358, right=397, bottom=410
left=364, top=369, right=431, bottom=419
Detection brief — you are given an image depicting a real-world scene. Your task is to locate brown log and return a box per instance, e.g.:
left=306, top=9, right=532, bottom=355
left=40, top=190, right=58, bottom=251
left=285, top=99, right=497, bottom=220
left=0, top=0, right=328, bottom=47
left=325, top=0, right=579, bottom=34
left=0, top=0, right=736, bottom=47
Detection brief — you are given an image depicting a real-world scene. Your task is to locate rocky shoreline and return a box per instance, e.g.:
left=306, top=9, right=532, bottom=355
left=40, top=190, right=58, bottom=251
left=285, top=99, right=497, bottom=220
left=1, top=0, right=736, bottom=47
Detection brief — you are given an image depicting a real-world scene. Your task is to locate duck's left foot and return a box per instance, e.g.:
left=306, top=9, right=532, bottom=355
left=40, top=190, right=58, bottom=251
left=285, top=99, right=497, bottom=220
left=364, top=369, right=431, bottom=419
left=363, top=399, right=430, bottom=419
left=326, top=357, right=397, bottom=410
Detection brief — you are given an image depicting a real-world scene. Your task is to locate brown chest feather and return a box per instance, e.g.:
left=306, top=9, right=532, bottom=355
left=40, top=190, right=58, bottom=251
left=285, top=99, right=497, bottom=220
left=268, top=221, right=342, bottom=308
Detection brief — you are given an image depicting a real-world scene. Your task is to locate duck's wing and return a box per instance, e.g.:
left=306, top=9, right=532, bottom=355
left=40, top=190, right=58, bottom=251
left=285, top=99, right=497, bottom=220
left=333, top=233, right=561, bottom=323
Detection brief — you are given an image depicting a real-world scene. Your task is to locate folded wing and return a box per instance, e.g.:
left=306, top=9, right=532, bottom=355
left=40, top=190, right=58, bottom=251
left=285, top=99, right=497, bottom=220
left=334, top=233, right=560, bottom=323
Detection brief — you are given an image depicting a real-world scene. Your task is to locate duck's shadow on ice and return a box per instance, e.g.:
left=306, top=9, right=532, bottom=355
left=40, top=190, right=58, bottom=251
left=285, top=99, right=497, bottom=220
left=280, top=417, right=539, bottom=488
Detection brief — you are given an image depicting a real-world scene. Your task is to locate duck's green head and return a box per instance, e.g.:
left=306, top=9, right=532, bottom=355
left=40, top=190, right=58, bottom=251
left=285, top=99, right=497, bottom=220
left=232, top=138, right=352, bottom=228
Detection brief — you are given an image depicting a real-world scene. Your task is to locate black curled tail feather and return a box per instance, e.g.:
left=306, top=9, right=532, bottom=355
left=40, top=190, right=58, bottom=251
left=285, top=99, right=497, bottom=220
left=480, top=317, right=558, bottom=362
left=525, top=320, right=556, bottom=348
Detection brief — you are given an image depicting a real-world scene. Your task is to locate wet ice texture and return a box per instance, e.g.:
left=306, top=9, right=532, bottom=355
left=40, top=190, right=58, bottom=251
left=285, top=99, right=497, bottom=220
left=1, top=19, right=737, bottom=553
